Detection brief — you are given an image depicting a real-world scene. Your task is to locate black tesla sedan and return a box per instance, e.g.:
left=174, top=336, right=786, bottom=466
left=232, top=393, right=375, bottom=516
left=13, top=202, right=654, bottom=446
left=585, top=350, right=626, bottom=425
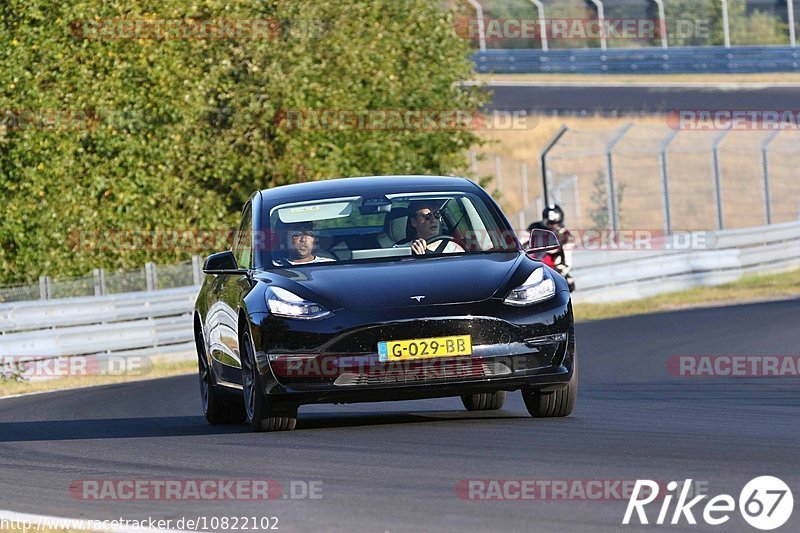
left=194, top=176, right=576, bottom=431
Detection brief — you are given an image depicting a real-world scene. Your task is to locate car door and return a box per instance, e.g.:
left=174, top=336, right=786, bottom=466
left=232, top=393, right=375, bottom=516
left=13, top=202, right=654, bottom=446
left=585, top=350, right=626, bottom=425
left=207, top=201, right=254, bottom=386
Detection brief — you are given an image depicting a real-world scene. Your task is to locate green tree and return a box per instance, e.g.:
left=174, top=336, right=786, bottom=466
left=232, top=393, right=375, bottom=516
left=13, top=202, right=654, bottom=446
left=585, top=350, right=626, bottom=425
left=0, top=0, right=486, bottom=284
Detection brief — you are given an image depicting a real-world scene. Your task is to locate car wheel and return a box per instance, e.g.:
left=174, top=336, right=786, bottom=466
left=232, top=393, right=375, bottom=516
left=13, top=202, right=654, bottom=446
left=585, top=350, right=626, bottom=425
left=240, top=329, right=297, bottom=432
left=461, top=391, right=506, bottom=411
left=522, top=356, right=577, bottom=418
left=196, top=330, right=245, bottom=424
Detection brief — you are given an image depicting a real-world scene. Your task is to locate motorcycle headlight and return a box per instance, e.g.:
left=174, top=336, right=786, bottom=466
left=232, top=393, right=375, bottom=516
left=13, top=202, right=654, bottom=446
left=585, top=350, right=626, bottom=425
left=503, top=268, right=556, bottom=306
left=266, top=287, right=331, bottom=319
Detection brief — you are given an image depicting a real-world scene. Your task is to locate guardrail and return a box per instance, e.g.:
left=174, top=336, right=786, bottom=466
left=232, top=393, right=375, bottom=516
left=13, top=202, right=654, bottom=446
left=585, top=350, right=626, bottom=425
left=472, top=46, right=800, bottom=74
left=0, top=287, right=198, bottom=361
left=0, top=221, right=797, bottom=363
left=572, top=220, right=800, bottom=303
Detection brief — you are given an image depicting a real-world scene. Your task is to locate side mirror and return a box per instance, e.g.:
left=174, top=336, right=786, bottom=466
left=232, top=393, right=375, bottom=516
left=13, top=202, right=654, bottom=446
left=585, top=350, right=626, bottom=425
left=526, top=229, right=561, bottom=257
left=203, top=251, right=244, bottom=274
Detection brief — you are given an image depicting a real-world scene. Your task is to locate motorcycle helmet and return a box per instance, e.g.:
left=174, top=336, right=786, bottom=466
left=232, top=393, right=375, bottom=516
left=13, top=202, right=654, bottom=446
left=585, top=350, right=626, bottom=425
left=542, top=205, right=565, bottom=226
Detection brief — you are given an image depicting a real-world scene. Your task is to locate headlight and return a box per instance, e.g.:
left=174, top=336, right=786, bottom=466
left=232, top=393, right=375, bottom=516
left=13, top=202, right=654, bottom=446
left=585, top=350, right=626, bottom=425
left=266, top=287, right=331, bottom=319
left=503, top=268, right=556, bottom=306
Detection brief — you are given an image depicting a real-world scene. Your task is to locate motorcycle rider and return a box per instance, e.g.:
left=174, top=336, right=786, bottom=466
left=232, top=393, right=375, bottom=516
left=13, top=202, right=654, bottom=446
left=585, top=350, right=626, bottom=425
left=527, top=205, right=575, bottom=292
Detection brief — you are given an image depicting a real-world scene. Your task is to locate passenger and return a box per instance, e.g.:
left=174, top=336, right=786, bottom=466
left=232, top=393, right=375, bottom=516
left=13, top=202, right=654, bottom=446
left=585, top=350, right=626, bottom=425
left=285, top=222, right=335, bottom=265
left=408, top=201, right=465, bottom=256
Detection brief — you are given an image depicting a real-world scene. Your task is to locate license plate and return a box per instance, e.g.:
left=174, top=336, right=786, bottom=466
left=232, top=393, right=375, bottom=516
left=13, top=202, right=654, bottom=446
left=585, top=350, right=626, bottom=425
left=377, top=335, right=472, bottom=362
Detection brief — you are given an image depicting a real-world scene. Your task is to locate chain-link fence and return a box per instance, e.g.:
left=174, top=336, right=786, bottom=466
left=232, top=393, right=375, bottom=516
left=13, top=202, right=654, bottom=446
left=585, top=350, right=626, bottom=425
left=0, top=257, right=204, bottom=304
left=464, top=0, right=799, bottom=50
left=472, top=125, right=800, bottom=233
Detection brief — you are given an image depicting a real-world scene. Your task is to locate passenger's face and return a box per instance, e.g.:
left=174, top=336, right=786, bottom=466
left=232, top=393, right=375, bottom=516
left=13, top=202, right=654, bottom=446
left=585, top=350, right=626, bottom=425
left=289, top=230, right=315, bottom=259
left=412, top=208, right=440, bottom=240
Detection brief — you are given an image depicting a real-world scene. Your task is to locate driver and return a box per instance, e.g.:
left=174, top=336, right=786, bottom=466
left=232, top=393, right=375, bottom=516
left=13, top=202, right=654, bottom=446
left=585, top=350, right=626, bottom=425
left=285, top=222, right=335, bottom=265
left=408, top=201, right=465, bottom=256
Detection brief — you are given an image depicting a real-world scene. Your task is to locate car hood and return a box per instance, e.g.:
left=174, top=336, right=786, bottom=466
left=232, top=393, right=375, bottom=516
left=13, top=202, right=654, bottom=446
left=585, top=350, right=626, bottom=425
left=260, top=253, right=522, bottom=310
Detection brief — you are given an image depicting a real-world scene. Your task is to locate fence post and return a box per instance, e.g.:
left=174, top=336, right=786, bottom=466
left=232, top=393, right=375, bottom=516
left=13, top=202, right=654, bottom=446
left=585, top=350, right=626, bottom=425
left=145, top=262, right=157, bottom=292
left=540, top=125, right=569, bottom=207
left=711, top=130, right=729, bottom=230
left=606, top=124, right=633, bottom=232
left=466, top=0, right=487, bottom=52
left=761, top=131, right=781, bottom=225
left=659, top=130, right=680, bottom=235
left=520, top=161, right=529, bottom=207
left=38, top=276, right=51, bottom=300
left=494, top=154, right=503, bottom=193
left=721, top=0, right=731, bottom=48
left=192, top=255, right=204, bottom=286
left=588, top=0, right=608, bottom=51
left=530, top=0, right=548, bottom=52
left=469, top=150, right=478, bottom=177
left=653, top=0, right=668, bottom=49
left=93, top=268, right=106, bottom=296
left=790, top=0, right=797, bottom=47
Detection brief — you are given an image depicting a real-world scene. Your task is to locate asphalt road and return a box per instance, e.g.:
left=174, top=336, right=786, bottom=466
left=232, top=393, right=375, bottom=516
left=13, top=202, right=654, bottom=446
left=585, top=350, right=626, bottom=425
left=484, top=83, right=800, bottom=114
left=1, top=298, right=799, bottom=532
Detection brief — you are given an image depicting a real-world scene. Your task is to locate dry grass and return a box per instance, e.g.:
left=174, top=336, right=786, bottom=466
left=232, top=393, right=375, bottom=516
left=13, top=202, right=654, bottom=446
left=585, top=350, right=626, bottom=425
left=0, top=359, right=196, bottom=398
left=476, top=73, right=800, bottom=84
left=473, top=115, right=665, bottom=217
left=477, top=114, right=664, bottom=162
left=473, top=114, right=800, bottom=231
left=574, top=268, right=800, bottom=321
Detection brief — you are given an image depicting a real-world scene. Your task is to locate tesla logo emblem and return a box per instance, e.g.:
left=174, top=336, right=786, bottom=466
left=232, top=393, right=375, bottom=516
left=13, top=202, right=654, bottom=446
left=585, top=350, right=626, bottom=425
left=410, top=295, right=425, bottom=302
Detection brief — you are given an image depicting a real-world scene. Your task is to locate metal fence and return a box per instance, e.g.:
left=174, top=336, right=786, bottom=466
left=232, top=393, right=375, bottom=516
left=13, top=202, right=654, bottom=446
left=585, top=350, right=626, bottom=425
left=471, top=125, right=800, bottom=232
left=0, top=257, right=204, bottom=304
left=465, top=0, right=799, bottom=51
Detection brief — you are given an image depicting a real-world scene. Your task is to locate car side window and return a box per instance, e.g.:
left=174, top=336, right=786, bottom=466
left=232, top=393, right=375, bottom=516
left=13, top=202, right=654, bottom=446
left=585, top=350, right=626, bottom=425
left=232, top=202, right=253, bottom=269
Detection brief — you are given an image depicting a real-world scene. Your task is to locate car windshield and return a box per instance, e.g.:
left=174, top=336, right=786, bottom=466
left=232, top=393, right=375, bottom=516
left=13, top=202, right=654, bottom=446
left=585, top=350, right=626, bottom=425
left=263, top=191, right=518, bottom=267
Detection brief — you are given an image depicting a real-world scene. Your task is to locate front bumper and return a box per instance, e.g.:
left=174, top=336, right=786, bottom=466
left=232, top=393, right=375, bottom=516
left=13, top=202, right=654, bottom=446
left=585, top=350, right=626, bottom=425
left=249, top=291, right=573, bottom=406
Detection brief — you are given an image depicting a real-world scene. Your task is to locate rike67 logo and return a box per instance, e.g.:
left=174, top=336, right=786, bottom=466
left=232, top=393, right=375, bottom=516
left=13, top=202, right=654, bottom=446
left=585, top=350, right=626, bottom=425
left=623, top=477, right=793, bottom=530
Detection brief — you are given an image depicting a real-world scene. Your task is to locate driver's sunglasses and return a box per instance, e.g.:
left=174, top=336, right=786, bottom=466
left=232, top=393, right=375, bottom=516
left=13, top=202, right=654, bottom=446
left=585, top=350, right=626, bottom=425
left=416, top=210, right=442, bottom=222
left=290, top=231, right=315, bottom=239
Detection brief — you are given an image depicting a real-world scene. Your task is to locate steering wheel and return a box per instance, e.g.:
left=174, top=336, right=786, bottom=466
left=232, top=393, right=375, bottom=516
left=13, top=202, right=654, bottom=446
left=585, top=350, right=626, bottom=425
left=425, top=235, right=455, bottom=254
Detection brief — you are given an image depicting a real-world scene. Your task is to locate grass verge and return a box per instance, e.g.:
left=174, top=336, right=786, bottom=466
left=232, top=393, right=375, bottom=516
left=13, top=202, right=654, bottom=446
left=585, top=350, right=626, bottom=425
left=574, top=268, right=800, bottom=322
left=0, top=359, right=196, bottom=398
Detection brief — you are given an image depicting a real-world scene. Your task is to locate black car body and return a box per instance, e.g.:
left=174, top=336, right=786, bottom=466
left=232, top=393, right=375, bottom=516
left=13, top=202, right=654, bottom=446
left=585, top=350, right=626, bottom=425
left=194, top=176, right=577, bottom=431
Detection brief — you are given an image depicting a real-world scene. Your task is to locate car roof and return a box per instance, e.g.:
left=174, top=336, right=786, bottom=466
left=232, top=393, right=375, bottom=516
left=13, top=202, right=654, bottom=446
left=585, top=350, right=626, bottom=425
left=258, top=175, right=478, bottom=204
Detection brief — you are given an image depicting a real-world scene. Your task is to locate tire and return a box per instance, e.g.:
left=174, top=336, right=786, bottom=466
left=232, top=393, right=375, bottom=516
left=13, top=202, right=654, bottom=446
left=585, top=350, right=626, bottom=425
left=461, top=391, right=506, bottom=411
left=522, top=356, right=577, bottom=418
left=241, top=329, right=297, bottom=432
left=196, top=328, right=245, bottom=424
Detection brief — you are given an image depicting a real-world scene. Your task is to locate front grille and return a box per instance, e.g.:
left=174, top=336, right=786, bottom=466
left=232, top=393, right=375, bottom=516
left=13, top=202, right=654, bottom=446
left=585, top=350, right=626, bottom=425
left=325, top=318, right=522, bottom=353
left=333, top=360, right=512, bottom=386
